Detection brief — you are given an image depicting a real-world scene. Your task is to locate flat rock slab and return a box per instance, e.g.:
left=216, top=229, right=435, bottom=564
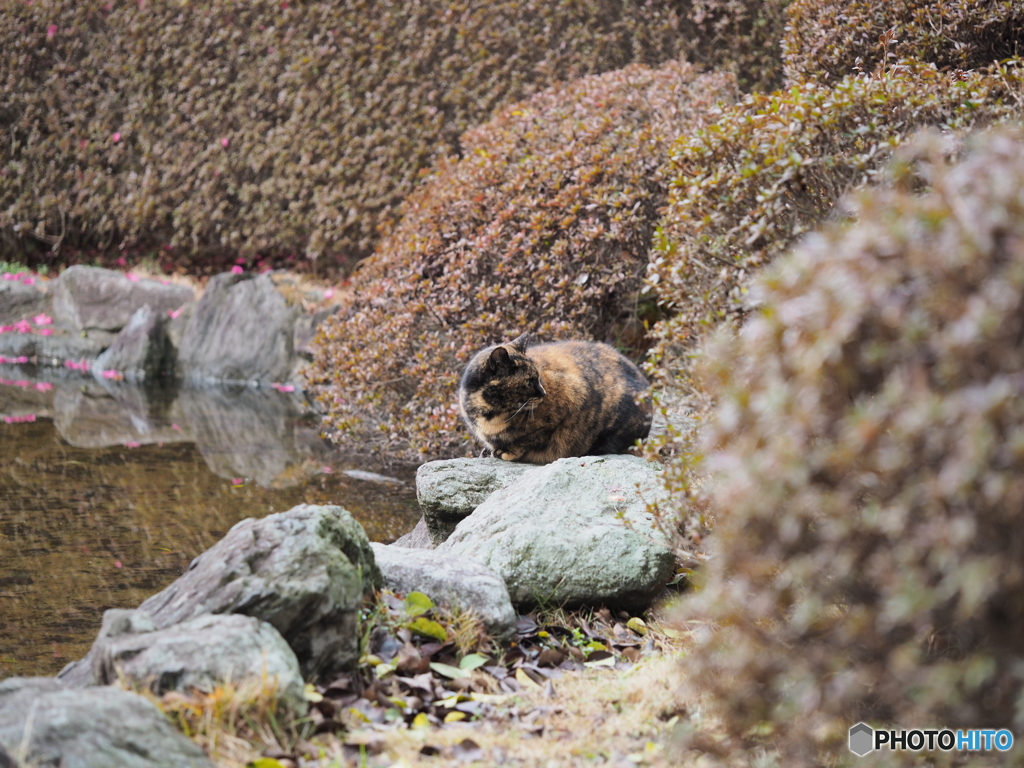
left=416, top=458, right=531, bottom=545
left=52, top=265, right=193, bottom=332
left=60, top=504, right=379, bottom=683
left=0, top=678, right=212, bottom=768
left=370, top=542, right=516, bottom=639
left=91, top=612, right=306, bottom=712
left=437, top=455, right=675, bottom=610
left=176, top=272, right=299, bottom=384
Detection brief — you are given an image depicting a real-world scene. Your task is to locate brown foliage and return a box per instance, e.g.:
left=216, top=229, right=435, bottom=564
left=310, top=61, right=736, bottom=459
left=0, top=0, right=690, bottom=270
left=681, top=127, right=1024, bottom=763
left=784, top=0, right=1024, bottom=84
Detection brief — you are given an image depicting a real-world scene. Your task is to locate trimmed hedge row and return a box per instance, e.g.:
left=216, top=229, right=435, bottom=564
left=0, top=0, right=690, bottom=269
left=684, top=126, right=1024, bottom=762
left=784, top=0, right=1024, bottom=84
left=309, top=61, right=737, bottom=458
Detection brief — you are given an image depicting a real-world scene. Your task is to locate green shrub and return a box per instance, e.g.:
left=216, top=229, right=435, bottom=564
left=783, top=0, right=1024, bottom=85
left=679, top=127, right=1024, bottom=763
left=646, top=60, right=1024, bottom=400
left=310, top=61, right=737, bottom=459
left=0, top=0, right=690, bottom=270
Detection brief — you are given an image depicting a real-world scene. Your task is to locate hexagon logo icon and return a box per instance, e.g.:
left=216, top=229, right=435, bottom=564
left=849, top=722, right=874, bottom=756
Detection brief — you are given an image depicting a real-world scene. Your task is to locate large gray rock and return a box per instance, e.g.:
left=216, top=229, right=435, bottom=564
left=0, top=279, right=48, bottom=325
left=93, top=305, right=168, bottom=381
left=52, top=266, right=193, bottom=332
left=59, top=504, right=380, bottom=683
left=0, top=678, right=212, bottom=768
left=416, top=458, right=531, bottom=545
left=90, top=611, right=305, bottom=712
left=437, top=455, right=675, bottom=610
left=392, top=516, right=434, bottom=549
left=370, top=542, right=516, bottom=639
left=176, top=273, right=299, bottom=384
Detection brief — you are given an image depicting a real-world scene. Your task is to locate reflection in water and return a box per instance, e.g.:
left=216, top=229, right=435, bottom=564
left=0, top=365, right=421, bottom=678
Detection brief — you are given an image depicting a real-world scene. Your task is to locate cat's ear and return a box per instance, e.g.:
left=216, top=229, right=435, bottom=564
left=509, top=333, right=532, bottom=353
left=488, top=346, right=512, bottom=372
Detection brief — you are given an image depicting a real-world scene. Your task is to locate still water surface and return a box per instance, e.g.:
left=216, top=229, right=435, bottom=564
left=0, top=365, right=420, bottom=678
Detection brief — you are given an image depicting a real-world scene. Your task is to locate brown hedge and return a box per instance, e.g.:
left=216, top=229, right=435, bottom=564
left=0, top=0, right=691, bottom=270
left=309, top=61, right=737, bottom=459
left=681, top=126, right=1024, bottom=763
left=783, top=0, right=1024, bottom=84
left=646, top=60, right=1024, bottom=395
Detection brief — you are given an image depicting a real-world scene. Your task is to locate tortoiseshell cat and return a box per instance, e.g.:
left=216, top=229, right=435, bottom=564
left=457, top=334, right=652, bottom=463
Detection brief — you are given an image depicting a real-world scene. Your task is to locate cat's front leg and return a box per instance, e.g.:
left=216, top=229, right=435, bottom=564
left=496, top=448, right=525, bottom=462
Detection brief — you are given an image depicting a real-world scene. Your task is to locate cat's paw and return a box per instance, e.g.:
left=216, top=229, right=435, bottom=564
left=479, top=447, right=495, bottom=458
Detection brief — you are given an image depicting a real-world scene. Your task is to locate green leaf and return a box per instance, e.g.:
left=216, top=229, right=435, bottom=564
left=459, top=653, right=489, bottom=671
left=430, top=662, right=469, bottom=679
left=403, top=591, right=435, bottom=617
left=408, top=617, right=447, bottom=641
left=248, top=759, right=288, bottom=768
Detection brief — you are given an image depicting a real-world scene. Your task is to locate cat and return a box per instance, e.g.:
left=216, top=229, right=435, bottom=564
left=457, top=333, right=652, bottom=463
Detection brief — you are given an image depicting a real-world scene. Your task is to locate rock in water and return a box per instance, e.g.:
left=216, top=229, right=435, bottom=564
left=416, top=458, right=531, bottom=545
left=59, top=504, right=379, bottom=683
left=175, top=272, right=299, bottom=384
left=370, top=542, right=516, bottom=639
left=90, top=612, right=306, bottom=712
left=437, top=455, right=675, bottom=610
left=93, top=305, right=168, bottom=381
left=0, top=678, right=213, bottom=768
left=52, top=265, right=193, bottom=332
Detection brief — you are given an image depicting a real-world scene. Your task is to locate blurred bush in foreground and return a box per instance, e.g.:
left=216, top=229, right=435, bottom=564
left=680, top=127, right=1024, bottom=764
left=0, top=0, right=689, bottom=269
left=310, top=61, right=736, bottom=458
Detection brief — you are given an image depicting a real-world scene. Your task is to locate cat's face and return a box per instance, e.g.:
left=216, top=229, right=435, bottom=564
left=464, top=334, right=546, bottom=413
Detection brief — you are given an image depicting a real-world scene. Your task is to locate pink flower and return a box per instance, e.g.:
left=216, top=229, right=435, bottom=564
left=221, top=137, right=229, bottom=148
left=20, top=276, right=34, bottom=286
left=38, top=328, right=53, bottom=336
left=34, top=382, right=53, bottom=392
left=1, top=273, right=12, bottom=280
left=15, top=357, right=28, bottom=364
left=278, top=384, right=295, bottom=392
left=231, top=477, right=244, bottom=486
left=46, top=24, right=57, bottom=38
left=14, top=320, right=32, bottom=333
left=324, top=288, right=335, bottom=299
left=33, top=313, right=52, bottom=326
left=230, top=265, right=243, bottom=275
left=168, top=307, right=183, bottom=319
left=13, top=380, right=29, bottom=388
left=114, top=560, right=123, bottom=568
left=115, top=256, right=127, bottom=266
left=123, top=441, right=140, bottom=448
left=322, top=466, right=333, bottom=474
left=80, top=139, right=88, bottom=149
left=171, top=423, right=181, bottom=431
left=112, top=132, right=121, bottom=143
left=102, top=370, right=122, bottom=379
left=160, top=279, right=170, bottom=285
left=126, top=273, right=140, bottom=283
left=0, top=326, right=12, bottom=333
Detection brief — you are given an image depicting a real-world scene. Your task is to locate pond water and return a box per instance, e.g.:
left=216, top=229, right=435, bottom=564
left=0, top=364, right=421, bottom=679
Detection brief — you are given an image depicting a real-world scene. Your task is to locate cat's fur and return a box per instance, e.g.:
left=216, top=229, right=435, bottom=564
left=457, top=334, right=652, bottom=463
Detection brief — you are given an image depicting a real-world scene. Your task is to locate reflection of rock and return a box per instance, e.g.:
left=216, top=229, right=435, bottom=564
left=93, top=305, right=169, bottom=381
left=51, top=265, right=193, bottom=332
left=173, top=385, right=316, bottom=487
left=53, top=381, right=185, bottom=448
left=175, top=273, right=299, bottom=384
left=0, top=677, right=213, bottom=768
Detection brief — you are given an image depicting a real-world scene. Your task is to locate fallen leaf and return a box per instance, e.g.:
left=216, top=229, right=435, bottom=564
left=626, top=617, right=648, bottom=635
left=444, top=711, right=467, bottom=723
left=452, top=738, right=484, bottom=763
left=403, top=591, right=434, bottom=617
left=515, top=668, right=542, bottom=690
left=458, top=653, right=489, bottom=671
left=409, top=617, right=447, bottom=642
left=430, top=662, right=468, bottom=680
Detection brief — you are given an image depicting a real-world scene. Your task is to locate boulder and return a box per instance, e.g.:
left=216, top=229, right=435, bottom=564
left=370, top=542, right=516, bottom=639
left=93, top=305, right=168, bottom=381
left=175, top=272, right=299, bottom=384
left=0, top=327, right=111, bottom=367
left=52, top=266, right=193, bottom=332
left=0, top=678, right=213, bottom=768
left=90, top=611, right=306, bottom=712
left=437, top=455, right=675, bottom=610
left=0, top=279, right=48, bottom=325
left=60, top=504, right=380, bottom=682
left=416, top=458, right=531, bottom=545
left=392, top=517, right=434, bottom=549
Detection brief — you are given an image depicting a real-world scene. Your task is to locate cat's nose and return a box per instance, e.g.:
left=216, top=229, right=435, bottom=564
left=534, top=382, right=546, bottom=398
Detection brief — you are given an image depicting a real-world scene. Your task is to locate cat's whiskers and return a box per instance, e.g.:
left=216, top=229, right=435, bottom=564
left=509, top=397, right=537, bottom=421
